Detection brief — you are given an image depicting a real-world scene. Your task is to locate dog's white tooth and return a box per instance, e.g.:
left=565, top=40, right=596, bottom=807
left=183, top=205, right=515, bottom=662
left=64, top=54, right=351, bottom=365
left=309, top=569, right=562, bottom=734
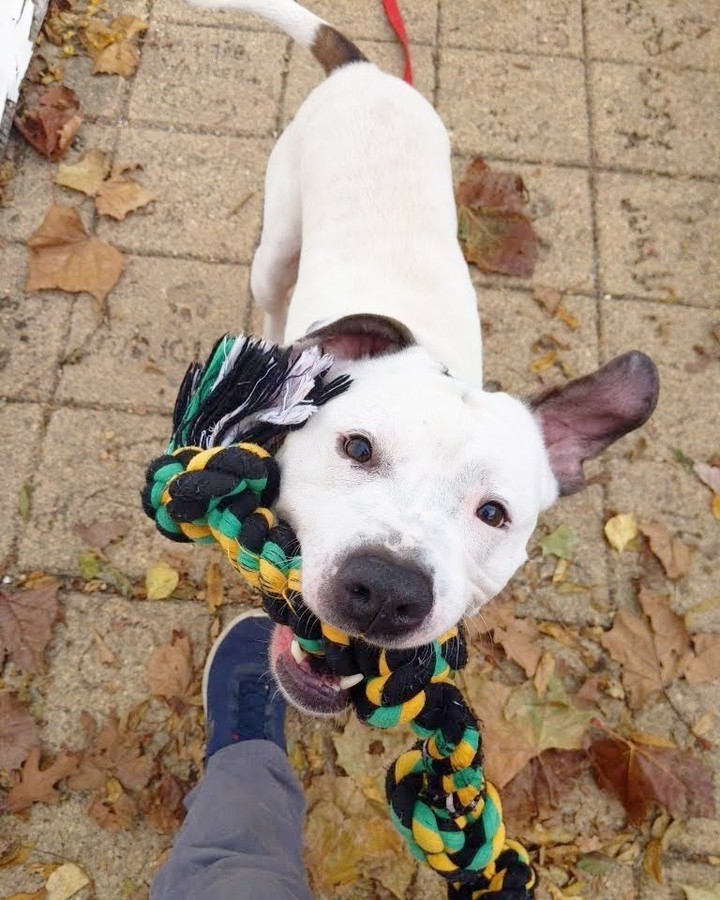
left=290, top=639, right=307, bottom=665
left=339, top=673, right=364, bottom=690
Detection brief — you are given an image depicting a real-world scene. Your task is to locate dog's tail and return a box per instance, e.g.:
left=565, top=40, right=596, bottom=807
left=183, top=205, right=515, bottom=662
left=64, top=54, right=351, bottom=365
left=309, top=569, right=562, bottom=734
left=189, top=0, right=367, bottom=74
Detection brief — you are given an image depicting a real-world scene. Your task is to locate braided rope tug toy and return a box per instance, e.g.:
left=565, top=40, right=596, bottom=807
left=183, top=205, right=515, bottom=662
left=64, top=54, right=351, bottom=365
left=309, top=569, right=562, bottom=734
left=142, top=334, right=536, bottom=899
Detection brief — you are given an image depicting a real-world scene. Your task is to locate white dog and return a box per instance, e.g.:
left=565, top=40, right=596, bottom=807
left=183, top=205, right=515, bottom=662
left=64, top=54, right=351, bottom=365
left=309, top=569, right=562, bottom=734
left=191, top=0, right=659, bottom=714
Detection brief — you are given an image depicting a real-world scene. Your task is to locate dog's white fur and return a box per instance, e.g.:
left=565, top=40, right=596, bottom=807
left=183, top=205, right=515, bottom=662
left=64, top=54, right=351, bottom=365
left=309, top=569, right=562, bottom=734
left=191, top=0, right=658, bottom=651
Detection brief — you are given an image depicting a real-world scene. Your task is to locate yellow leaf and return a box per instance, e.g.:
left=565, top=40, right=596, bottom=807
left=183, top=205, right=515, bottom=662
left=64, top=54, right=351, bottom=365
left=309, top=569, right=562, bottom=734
left=45, top=862, right=90, bottom=900
left=55, top=148, right=110, bottom=196
left=712, top=494, right=720, bottom=520
left=0, top=843, right=34, bottom=868
left=692, top=713, right=714, bottom=738
left=682, top=886, right=720, bottom=900
left=26, top=204, right=125, bottom=304
left=83, top=16, right=149, bottom=77
left=145, top=562, right=179, bottom=600
left=530, top=349, right=557, bottom=373
left=105, top=776, right=123, bottom=802
left=205, top=559, right=224, bottom=613
left=604, top=513, right=638, bottom=551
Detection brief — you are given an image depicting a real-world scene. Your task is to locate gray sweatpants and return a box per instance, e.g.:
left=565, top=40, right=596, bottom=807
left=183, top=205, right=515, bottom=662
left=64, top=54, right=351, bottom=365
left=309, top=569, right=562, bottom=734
left=151, top=741, right=312, bottom=900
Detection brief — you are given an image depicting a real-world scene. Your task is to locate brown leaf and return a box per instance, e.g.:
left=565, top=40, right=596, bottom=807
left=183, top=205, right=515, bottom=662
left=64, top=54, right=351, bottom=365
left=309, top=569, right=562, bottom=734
left=15, top=85, right=83, bottom=161
left=205, top=559, right=224, bottom=614
left=456, top=157, right=539, bottom=277
left=26, top=205, right=125, bottom=303
left=73, top=518, right=128, bottom=550
left=5, top=747, right=79, bottom=812
left=141, top=773, right=187, bottom=834
left=87, top=788, right=137, bottom=832
left=639, top=521, right=693, bottom=580
left=82, top=16, right=149, bottom=77
left=685, top=634, right=720, bottom=685
left=145, top=631, right=195, bottom=702
left=587, top=728, right=715, bottom=824
left=0, top=694, right=40, bottom=772
left=501, top=749, right=585, bottom=831
left=55, top=148, right=110, bottom=196
left=96, top=175, right=154, bottom=221
left=68, top=712, right=155, bottom=793
left=0, top=578, right=60, bottom=673
left=600, top=587, right=691, bottom=709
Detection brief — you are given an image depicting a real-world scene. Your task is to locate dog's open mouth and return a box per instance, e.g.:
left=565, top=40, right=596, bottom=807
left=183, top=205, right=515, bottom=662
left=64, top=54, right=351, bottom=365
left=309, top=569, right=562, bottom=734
left=302, top=314, right=415, bottom=362
left=270, top=624, right=357, bottom=715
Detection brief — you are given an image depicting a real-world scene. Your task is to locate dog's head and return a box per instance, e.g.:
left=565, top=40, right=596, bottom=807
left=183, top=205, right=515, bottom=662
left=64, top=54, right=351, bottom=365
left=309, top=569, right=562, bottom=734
left=270, top=318, right=658, bottom=713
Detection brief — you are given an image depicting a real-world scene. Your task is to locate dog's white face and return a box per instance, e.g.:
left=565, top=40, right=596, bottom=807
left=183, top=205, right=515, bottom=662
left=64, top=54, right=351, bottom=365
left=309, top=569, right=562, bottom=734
left=270, top=343, right=658, bottom=714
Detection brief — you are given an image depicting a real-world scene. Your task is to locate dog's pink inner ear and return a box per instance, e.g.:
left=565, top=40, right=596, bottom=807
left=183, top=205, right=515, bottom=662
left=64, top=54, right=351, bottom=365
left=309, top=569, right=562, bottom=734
left=531, top=351, right=659, bottom=495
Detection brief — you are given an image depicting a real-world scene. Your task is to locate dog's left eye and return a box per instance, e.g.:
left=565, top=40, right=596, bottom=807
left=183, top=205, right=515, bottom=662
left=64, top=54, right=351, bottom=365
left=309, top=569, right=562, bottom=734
left=343, top=435, right=373, bottom=464
left=476, top=501, right=508, bottom=528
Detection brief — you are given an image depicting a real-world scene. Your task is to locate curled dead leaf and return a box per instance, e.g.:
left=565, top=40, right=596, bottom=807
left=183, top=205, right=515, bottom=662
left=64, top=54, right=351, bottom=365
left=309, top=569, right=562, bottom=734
left=15, top=84, right=83, bottom=161
left=26, top=205, right=125, bottom=304
left=82, top=16, right=149, bottom=77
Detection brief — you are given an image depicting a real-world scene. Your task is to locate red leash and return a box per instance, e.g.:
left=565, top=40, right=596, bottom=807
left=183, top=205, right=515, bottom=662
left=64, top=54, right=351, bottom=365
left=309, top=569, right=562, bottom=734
left=381, top=0, right=413, bottom=85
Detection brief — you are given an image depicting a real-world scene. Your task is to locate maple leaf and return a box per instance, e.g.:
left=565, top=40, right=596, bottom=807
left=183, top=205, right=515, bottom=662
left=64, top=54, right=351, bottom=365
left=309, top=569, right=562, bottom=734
left=55, top=147, right=110, bottom=196
left=504, top=677, right=593, bottom=757
left=587, top=727, right=715, bottom=825
left=331, top=716, right=411, bottom=804
left=685, top=633, right=720, bottom=685
left=0, top=578, right=60, bottom=673
left=638, top=521, right=693, bottom=580
left=15, top=84, right=83, bottom=161
left=0, top=694, right=40, bottom=772
left=456, top=157, right=539, bottom=278
left=26, top=205, right=125, bottom=304
left=82, top=16, right=149, bottom=78
left=68, top=712, right=155, bottom=793
left=145, top=631, right=195, bottom=702
left=600, top=586, right=691, bottom=709
left=4, top=747, right=79, bottom=813
left=96, top=175, right=154, bottom=221
left=501, top=749, right=585, bottom=831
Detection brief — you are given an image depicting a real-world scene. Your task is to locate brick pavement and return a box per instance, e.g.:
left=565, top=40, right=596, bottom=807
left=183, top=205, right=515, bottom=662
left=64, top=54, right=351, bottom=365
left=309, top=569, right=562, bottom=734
left=0, top=2, right=718, bottom=897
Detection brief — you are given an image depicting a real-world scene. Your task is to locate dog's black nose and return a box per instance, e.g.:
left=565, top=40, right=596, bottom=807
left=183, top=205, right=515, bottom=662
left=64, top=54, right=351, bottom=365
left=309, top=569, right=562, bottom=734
left=336, top=553, right=433, bottom=640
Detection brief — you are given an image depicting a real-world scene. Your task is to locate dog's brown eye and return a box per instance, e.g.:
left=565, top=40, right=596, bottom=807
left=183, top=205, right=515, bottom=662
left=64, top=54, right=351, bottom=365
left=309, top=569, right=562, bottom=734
left=344, top=435, right=373, bottom=463
left=477, top=502, right=507, bottom=528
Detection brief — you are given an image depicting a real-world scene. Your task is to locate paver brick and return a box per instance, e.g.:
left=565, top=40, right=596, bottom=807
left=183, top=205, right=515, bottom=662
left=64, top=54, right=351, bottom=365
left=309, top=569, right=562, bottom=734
left=0, top=402, right=44, bottom=564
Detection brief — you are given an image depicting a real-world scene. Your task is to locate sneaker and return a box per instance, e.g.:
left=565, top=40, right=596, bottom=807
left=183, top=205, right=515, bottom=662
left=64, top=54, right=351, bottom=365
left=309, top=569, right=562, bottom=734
left=202, top=610, right=287, bottom=760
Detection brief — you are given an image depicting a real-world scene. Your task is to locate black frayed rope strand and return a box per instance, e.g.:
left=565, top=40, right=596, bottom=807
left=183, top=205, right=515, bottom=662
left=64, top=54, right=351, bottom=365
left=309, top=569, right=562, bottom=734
left=142, top=334, right=536, bottom=899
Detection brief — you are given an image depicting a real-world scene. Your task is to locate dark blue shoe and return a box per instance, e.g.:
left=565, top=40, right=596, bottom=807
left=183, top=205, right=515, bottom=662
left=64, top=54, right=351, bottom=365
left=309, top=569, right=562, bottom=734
left=202, top=610, right=286, bottom=760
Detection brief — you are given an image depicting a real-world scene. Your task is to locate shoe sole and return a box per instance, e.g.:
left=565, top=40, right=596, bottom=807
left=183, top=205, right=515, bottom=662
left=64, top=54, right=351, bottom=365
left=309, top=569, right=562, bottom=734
left=202, top=608, right=271, bottom=716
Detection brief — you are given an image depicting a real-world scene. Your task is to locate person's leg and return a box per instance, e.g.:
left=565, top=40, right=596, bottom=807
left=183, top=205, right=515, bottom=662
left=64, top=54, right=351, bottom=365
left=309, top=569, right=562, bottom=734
left=151, top=612, right=311, bottom=900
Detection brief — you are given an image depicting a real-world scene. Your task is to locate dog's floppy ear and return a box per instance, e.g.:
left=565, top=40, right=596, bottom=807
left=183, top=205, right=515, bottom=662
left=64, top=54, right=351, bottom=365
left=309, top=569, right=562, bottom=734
left=531, top=351, right=659, bottom=496
left=295, top=314, right=416, bottom=361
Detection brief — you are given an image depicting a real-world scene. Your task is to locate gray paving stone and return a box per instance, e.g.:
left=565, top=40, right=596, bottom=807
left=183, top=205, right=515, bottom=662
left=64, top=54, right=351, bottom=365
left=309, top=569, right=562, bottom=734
left=96, top=126, right=269, bottom=263
left=57, top=255, right=251, bottom=412
left=42, top=591, right=209, bottom=751
left=591, top=62, right=720, bottom=177
left=282, top=39, right=435, bottom=125
left=62, top=53, right=129, bottom=122
left=16, top=407, right=195, bottom=578
left=130, top=24, right=287, bottom=136
left=437, top=49, right=588, bottom=164
left=442, top=0, right=583, bottom=57
left=0, top=402, right=44, bottom=564
left=585, top=0, right=720, bottom=72
left=595, top=171, right=720, bottom=308
left=0, top=243, right=74, bottom=402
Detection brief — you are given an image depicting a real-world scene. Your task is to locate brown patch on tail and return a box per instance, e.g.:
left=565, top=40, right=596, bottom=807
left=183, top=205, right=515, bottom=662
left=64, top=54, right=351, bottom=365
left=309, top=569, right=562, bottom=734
left=311, top=24, right=367, bottom=75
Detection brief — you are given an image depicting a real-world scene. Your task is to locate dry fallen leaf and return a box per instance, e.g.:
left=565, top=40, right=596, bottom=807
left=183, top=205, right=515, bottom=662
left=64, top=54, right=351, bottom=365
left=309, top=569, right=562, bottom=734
left=5, top=747, right=79, bottom=813
left=682, top=886, right=720, bottom=900
left=205, top=559, right=224, bottom=614
left=539, top=525, right=577, bottom=561
left=96, top=175, right=154, bottom=220
left=587, top=727, right=715, bottom=825
left=68, top=711, right=156, bottom=794
left=639, top=521, right=693, bottom=580
left=26, top=205, right=125, bottom=304
left=87, top=787, right=137, bottom=832
left=604, top=513, right=639, bottom=552
left=140, top=772, right=187, bottom=835
left=15, top=84, right=83, bottom=161
left=45, top=862, right=90, bottom=900
left=693, top=460, right=720, bottom=494
left=74, top=518, right=129, bottom=550
left=145, top=631, right=195, bottom=702
left=82, top=16, right=149, bottom=77
left=456, top=157, right=539, bottom=278
left=504, top=677, right=594, bottom=758
left=0, top=694, right=40, bottom=772
left=685, top=633, right=720, bottom=685
left=145, top=562, right=179, bottom=601
left=600, top=586, right=692, bottom=709
left=55, top=147, right=110, bottom=196
left=501, top=749, right=585, bottom=831
left=0, top=578, right=60, bottom=674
